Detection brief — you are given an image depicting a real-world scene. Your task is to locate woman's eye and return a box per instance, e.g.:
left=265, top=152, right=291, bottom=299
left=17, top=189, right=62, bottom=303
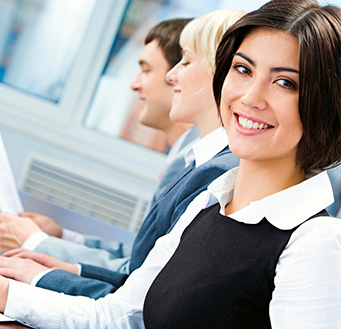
left=179, top=54, right=191, bottom=66
left=233, top=64, right=251, bottom=75
left=276, top=78, right=297, bottom=90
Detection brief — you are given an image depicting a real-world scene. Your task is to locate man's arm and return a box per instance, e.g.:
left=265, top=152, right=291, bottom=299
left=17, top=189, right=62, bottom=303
left=0, top=248, right=128, bottom=299
left=34, top=237, right=130, bottom=270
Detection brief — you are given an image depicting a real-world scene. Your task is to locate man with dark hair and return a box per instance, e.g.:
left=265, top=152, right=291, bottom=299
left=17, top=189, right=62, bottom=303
left=130, top=18, right=198, bottom=203
left=0, top=18, right=198, bottom=272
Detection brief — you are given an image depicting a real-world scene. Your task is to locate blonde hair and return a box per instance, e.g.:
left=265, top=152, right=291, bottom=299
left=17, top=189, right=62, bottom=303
left=180, top=9, right=245, bottom=75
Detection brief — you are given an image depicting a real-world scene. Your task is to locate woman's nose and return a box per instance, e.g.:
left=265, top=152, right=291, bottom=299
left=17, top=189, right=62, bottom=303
left=241, top=80, right=267, bottom=110
left=166, top=64, right=179, bottom=85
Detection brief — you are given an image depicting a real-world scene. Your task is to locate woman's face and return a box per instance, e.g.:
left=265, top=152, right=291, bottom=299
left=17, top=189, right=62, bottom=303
left=166, top=47, right=214, bottom=125
left=220, top=28, right=303, bottom=166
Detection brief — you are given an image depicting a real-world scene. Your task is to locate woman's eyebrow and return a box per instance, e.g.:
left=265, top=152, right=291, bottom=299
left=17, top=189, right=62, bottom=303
left=233, top=52, right=299, bottom=74
left=270, top=67, right=299, bottom=74
left=233, top=52, right=255, bottom=66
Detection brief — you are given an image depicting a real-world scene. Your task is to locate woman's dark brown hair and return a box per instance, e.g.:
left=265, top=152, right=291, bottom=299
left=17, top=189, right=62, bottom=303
left=213, top=0, right=341, bottom=172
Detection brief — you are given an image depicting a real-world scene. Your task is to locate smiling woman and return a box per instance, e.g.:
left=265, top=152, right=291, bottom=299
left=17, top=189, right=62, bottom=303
left=142, top=3, right=340, bottom=327
left=220, top=28, right=303, bottom=174
left=214, top=1, right=340, bottom=174
left=0, top=0, right=339, bottom=328
left=165, top=9, right=244, bottom=138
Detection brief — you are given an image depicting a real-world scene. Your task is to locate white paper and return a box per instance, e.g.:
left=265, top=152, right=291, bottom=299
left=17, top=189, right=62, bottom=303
left=0, top=133, right=23, bottom=214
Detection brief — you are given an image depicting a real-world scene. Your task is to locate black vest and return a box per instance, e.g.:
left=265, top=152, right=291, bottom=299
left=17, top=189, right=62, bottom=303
left=143, top=203, right=327, bottom=329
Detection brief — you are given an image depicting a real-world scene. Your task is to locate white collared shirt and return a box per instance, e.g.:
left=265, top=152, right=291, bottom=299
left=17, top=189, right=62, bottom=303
left=5, top=169, right=340, bottom=329
left=163, top=127, right=193, bottom=167
left=185, top=126, right=228, bottom=167
left=157, top=126, right=198, bottom=179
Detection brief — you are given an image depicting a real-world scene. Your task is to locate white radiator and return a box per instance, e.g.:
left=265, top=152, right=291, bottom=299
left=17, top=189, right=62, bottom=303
left=21, top=158, right=149, bottom=232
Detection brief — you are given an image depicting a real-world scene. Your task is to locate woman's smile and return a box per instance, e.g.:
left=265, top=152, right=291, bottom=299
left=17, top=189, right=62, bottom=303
left=234, top=112, right=274, bottom=135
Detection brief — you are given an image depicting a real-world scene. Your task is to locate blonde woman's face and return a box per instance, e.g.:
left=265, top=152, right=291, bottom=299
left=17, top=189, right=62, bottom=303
left=166, top=47, right=214, bottom=126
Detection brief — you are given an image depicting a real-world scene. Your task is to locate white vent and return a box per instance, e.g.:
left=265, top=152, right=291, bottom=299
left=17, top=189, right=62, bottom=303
left=21, top=159, right=149, bottom=232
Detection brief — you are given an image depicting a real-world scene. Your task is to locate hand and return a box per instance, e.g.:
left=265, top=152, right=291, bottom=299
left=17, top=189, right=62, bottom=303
left=2, top=248, right=78, bottom=275
left=19, top=211, right=63, bottom=238
left=0, top=213, right=41, bottom=252
left=0, top=275, right=9, bottom=313
left=0, top=255, right=49, bottom=284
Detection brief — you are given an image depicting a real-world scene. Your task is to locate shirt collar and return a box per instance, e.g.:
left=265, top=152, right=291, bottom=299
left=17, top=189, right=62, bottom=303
left=165, top=129, right=192, bottom=166
left=185, top=127, right=228, bottom=168
left=206, top=168, right=334, bottom=230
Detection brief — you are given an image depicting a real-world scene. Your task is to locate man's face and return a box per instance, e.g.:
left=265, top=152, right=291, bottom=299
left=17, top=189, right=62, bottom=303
left=130, top=40, right=174, bottom=130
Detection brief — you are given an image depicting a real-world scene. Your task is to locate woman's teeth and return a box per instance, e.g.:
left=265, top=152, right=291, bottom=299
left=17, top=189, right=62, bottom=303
left=238, top=116, right=270, bottom=129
